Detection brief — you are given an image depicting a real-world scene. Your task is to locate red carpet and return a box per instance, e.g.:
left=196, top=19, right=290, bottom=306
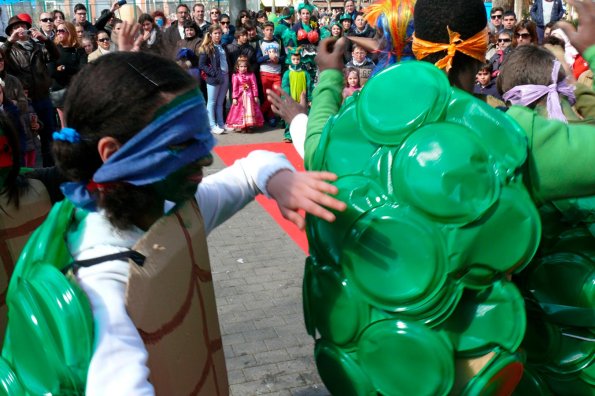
left=214, top=143, right=308, bottom=254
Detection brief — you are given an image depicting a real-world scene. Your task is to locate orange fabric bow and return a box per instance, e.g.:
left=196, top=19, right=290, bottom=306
left=412, top=27, right=489, bottom=72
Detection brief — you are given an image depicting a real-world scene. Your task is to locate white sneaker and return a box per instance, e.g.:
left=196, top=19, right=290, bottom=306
left=223, top=125, right=235, bottom=132
left=211, top=126, right=226, bottom=135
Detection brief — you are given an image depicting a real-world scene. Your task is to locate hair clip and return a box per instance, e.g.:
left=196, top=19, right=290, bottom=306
left=52, top=127, right=81, bottom=143
left=127, top=62, right=159, bottom=87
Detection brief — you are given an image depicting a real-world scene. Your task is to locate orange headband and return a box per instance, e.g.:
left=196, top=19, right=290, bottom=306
left=412, top=26, right=488, bottom=72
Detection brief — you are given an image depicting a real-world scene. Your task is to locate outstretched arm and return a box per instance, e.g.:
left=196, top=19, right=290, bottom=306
left=305, top=38, right=347, bottom=170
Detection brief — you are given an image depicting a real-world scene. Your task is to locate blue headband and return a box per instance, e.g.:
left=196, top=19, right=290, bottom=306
left=61, top=89, right=215, bottom=211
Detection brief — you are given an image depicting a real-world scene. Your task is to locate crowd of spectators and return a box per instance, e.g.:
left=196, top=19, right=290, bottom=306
left=0, top=0, right=592, bottom=163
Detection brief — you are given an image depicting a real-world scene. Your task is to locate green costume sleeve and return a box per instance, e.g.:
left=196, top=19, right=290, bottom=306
left=304, top=69, right=344, bottom=170
left=507, top=105, right=595, bottom=204
left=282, top=70, right=290, bottom=95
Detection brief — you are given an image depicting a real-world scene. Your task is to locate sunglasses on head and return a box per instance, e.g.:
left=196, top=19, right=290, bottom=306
left=40, top=18, right=54, bottom=22
left=515, top=32, right=531, bottom=39
left=498, top=38, right=512, bottom=42
left=491, top=14, right=502, bottom=19
left=98, top=37, right=110, bottom=42
left=56, top=29, right=67, bottom=33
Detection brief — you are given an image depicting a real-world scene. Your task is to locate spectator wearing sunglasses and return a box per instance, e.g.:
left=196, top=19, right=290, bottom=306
left=38, top=12, right=55, bottom=41
left=210, top=8, right=221, bottom=24
left=513, top=20, right=538, bottom=47
left=219, top=14, right=235, bottom=46
left=489, top=7, right=504, bottom=34
left=530, top=0, right=565, bottom=44
left=489, top=30, right=513, bottom=78
left=88, top=30, right=112, bottom=62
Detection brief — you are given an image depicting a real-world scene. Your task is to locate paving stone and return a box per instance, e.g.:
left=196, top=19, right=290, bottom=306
left=208, top=133, right=328, bottom=395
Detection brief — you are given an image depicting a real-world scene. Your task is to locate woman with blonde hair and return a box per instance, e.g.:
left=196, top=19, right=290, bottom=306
left=50, top=21, right=87, bottom=127
left=198, top=24, right=231, bottom=134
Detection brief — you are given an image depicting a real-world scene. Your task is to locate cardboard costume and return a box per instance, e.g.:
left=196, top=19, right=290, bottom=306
left=0, top=199, right=228, bottom=395
left=0, top=179, right=51, bottom=347
left=127, top=200, right=228, bottom=395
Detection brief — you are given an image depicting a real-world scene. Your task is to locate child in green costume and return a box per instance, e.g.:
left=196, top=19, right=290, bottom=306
left=302, top=0, right=595, bottom=394
left=281, top=49, right=312, bottom=143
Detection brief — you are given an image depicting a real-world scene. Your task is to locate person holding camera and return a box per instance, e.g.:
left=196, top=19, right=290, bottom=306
left=0, top=14, right=59, bottom=166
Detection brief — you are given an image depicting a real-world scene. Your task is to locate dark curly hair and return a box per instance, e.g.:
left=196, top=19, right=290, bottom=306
left=53, top=52, right=197, bottom=229
left=414, top=0, right=487, bottom=91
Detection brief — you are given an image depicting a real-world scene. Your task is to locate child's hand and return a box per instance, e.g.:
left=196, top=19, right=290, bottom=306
left=267, top=170, right=347, bottom=230
left=232, top=98, right=238, bottom=105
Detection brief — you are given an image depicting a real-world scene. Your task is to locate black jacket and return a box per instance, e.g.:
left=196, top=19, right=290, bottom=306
left=0, top=38, right=60, bottom=100
left=198, top=48, right=224, bottom=85
left=48, top=45, right=87, bottom=90
left=226, top=40, right=256, bottom=71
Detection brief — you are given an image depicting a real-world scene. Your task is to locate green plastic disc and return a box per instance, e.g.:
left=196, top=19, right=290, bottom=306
left=314, top=340, right=375, bottom=396
left=8, top=280, right=64, bottom=395
left=305, top=264, right=367, bottom=346
left=458, top=184, right=541, bottom=288
left=28, top=264, right=93, bottom=384
left=0, top=357, right=24, bottom=395
left=438, top=281, right=526, bottom=355
left=302, top=257, right=316, bottom=337
left=461, top=351, right=524, bottom=396
left=393, top=122, right=500, bottom=225
left=543, top=371, right=595, bottom=396
left=445, top=87, right=528, bottom=175
left=357, top=61, right=451, bottom=146
left=529, top=252, right=595, bottom=309
left=341, top=205, right=448, bottom=312
left=512, top=367, right=553, bottom=396
left=546, top=327, right=595, bottom=375
left=357, top=319, right=455, bottom=395
left=312, top=99, right=378, bottom=175
left=307, top=175, right=387, bottom=265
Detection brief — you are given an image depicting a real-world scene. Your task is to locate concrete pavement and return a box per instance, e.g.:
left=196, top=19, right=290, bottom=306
left=206, top=127, right=331, bottom=396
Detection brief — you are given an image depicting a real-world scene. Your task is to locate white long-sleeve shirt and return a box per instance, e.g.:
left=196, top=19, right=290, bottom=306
left=68, top=150, right=295, bottom=395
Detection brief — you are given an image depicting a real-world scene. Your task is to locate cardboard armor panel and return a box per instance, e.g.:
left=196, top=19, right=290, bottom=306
left=0, top=179, right=51, bottom=347
left=126, top=200, right=228, bottom=395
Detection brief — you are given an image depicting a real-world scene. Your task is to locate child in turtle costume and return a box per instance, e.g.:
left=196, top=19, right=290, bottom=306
left=303, top=0, right=595, bottom=394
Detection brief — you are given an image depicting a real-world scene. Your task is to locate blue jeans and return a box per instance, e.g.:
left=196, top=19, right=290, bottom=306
left=206, top=74, right=229, bottom=128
